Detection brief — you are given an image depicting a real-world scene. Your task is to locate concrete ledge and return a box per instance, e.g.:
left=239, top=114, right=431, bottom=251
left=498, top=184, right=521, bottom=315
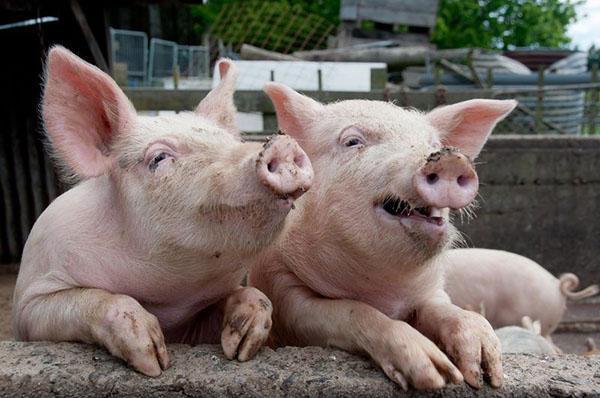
left=0, top=342, right=598, bottom=397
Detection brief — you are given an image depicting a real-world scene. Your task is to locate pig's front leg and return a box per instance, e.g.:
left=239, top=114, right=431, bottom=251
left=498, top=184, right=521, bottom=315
left=16, top=288, right=169, bottom=376
left=413, top=291, right=502, bottom=388
left=221, top=286, right=273, bottom=361
left=259, top=273, right=462, bottom=390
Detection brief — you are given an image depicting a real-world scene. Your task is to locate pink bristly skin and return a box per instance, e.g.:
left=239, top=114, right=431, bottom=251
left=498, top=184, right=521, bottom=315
left=12, top=47, right=313, bottom=376
left=444, top=248, right=599, bottom=337
left=248, top=82, right=517, bottom=390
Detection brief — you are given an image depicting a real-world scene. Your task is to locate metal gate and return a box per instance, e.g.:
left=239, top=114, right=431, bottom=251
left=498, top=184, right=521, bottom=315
left=109, top=28, right=148, bottom=85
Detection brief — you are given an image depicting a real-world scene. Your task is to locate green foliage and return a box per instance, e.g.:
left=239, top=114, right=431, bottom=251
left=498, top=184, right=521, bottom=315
left=189, top=0, right=340, bottom=39
left=432, top=0, right=582, bottom=50
left=197, top=0, right=338, bottom=53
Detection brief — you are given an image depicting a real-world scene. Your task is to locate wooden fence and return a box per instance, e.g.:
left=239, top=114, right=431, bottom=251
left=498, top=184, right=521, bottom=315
left=125, top=87, right=496, bottom=135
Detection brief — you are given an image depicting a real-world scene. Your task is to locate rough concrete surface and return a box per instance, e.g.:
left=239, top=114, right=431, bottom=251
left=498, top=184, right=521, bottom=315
left=0, top=342, right=599, bottom=398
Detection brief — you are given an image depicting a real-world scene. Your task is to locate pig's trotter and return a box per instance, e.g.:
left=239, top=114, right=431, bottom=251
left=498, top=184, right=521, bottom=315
left=416, top=304, right=503, bottom=389
left=91, top=294, right=170, bottom=377
left=221, top=287, right=273, bottom=361
left=370, top=320, right=463, bottom=390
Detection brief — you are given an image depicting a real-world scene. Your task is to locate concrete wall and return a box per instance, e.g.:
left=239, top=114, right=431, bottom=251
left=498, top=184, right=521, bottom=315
left=457, top=136, right=600, bottom=285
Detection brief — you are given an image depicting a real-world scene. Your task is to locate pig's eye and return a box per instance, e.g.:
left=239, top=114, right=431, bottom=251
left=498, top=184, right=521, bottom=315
left=148, top=152, right=171, bottom=172
left=343, top=136, right=365, bottom=147
left=340, top=126, right=366, bottom=148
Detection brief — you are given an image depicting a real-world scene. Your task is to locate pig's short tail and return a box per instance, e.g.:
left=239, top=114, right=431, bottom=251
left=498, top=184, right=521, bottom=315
left=559, top=273, right=600, bottom=300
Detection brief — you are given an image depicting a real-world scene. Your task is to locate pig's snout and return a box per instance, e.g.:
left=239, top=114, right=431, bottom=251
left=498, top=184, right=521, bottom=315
left=413, top=149, right=478, bottom=209
left=257, top=135, right=313, bottom=199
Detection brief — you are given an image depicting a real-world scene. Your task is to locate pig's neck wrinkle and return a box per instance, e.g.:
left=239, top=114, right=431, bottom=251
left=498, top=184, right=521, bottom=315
left=281, top=228, right=442, bottom=319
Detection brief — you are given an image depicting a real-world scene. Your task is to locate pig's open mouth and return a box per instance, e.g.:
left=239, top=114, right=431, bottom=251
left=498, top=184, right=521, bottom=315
left=376, top=195, right=444, bottom=226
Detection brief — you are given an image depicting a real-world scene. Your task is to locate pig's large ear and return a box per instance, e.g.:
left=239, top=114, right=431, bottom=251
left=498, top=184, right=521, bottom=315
left=263, top=82, right=323, bottom=139
left=43, top=46, right=136, bottom=178
left=426, top=99, right=517, bottom=159
left=195, top=59, right=239, bottom=135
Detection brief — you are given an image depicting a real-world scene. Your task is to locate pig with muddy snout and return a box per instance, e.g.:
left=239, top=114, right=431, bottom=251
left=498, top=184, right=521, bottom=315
left=249, top=83, right=517, bottom=390
left=12, top=48, right=313, bottom=376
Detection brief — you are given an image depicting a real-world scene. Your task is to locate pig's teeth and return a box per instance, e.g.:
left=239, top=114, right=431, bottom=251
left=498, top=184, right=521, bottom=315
left=429, top=207, right=443, bottom=218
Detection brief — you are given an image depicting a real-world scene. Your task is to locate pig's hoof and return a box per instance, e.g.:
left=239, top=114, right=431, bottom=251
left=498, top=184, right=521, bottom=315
left=92, top=295, right=170, bottom=377
left=221, top=287, right=273, bottom=361
left=437, top=310, right=503, bottom=388
left=372, top=321, right=463, bottom=390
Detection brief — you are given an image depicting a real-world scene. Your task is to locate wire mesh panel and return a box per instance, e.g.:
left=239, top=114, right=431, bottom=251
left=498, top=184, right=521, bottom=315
left=149, top=38, right=178, bottom=82
left=177, top=45, right=209, bottom=78
left=109, top=28, right=148, bottom=85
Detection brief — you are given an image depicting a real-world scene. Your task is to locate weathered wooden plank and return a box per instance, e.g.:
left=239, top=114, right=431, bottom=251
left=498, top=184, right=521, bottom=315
left=240, top=44, right=301, bottom=61
left=125, top=88, right=493, bottom=113
left=293, top=47, right=470, bottom=69
left=26, top=118, right=47, bottom=218
left=9, top=114, right=34, bottom=247
left=43, top=150, right=60, bottom=203
left=0, top=118, right=21, bottom=259
left=0, top=177, right=8, bottom=263
left=341, top=0, right=439, bottom=27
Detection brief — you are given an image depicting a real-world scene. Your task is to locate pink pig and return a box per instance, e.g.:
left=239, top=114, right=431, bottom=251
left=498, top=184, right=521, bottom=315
left=12, top=47, right=313, bottom=376
left=444, top=248, right=599, bottom=337
left=249, top=83, right=517, bottom=390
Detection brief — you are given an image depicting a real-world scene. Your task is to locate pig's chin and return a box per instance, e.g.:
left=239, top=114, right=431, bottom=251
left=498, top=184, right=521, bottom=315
left=373, top=196, right=449, bottom=244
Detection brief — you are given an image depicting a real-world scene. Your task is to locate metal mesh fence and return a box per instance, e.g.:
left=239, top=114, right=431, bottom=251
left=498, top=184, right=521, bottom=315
left=109, top=28, right=148, bottom=85
left=493, top=83, right=600, bottom=135
left=149, top=38, right=177, bottom=81
left=177, top=45, right=210, bottom=78
left=149, top=39, right=210, bottom=83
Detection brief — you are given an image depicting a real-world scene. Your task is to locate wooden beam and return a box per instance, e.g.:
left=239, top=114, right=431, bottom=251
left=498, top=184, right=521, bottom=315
left=340, top=0, right=439, bottom=27
left=70, top=0, right=109, bottom=73
left=125, top=88, right=494, bottom=113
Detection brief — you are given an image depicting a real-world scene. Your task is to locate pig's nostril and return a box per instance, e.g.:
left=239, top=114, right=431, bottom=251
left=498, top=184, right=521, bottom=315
left=267, top=159, right=278, bottom=173
left=294, top=154, right=305, bottom=168
left=426, top=173, right=439, bottom=184
left=457, top=175, right=469, bottom=187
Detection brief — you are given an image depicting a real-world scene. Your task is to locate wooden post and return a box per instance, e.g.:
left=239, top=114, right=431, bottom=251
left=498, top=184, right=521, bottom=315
left=270, top=70, right=275, bottom=82
left=173, top=64, right=180, bottom=90
left=434, top=65, right=447, bottom=107
left=0, top=121, right=19, bottom=260
left=70, top=0, right=109, bottom=73
left=487, top=67, right=494, bottom=88
left=317, top=69, right=323, bottom=91
left=589, top=64, right=598, bottom=135
left=535, top=68, right=545, bottom=134
left=434, top=64, right=442, bottom=86
left=466, top=49, right=484, bottom=88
